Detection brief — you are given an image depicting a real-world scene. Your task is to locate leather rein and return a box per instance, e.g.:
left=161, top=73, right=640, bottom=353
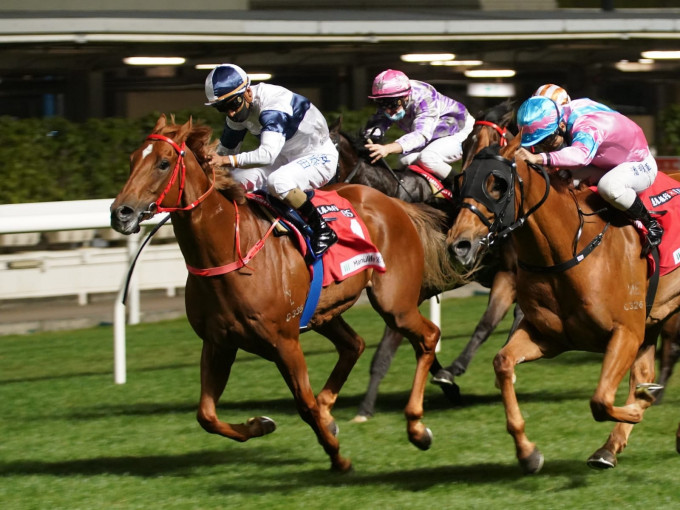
left=144, top=133, right=279, bottom=277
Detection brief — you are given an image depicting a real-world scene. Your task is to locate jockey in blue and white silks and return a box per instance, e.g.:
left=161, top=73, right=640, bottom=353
left=205, top=64, right=338, bottom=256
left=363, top=69, right=475, bottom=180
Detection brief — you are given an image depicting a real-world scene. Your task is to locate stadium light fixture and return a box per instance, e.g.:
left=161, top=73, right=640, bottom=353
left=123, top=56, right=185, bottom=66
left=641, top=50, right=680, bottom=59
left=400, top=53, right=455, bottom=62
left=464, top=69, right=516, bottom=78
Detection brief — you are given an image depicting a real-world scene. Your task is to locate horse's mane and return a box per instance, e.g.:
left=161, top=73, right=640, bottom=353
left=475, top=99, right=517, bottom=134
left=162, top=117, right=246, bottom=204
left=341, top=129, right=373, bottom=160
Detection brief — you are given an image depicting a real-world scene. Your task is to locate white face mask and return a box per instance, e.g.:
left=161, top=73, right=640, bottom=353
left=384, top=108, right=405, bottom=121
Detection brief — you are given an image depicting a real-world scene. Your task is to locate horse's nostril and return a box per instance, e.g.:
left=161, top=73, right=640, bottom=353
left=453, top=240, right=471, bottom=258
left=115, top=205, right=134, bottom=220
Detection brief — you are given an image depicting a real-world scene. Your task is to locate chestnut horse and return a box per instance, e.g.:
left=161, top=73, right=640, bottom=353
left=111, top=115, right=461, bottom=472
left=329, top=102, right=521, bottom=421
left=447, top=135, right=680, bottom=472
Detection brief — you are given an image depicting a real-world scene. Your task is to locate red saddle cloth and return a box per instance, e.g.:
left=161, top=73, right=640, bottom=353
left=303, top=190, right=386, bottom=286
left=626, top=172, right=680, bottom=276
left=638, top=172, right=680, bottom=276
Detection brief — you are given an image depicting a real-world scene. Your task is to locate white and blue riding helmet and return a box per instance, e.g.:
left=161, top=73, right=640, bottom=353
left=204, top=64, right=251, bottom=106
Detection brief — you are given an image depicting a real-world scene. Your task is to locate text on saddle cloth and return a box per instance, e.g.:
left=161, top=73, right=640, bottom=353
left=590, top=172, right=680, bottom=277
left=248, top=190, right=386, bottom=287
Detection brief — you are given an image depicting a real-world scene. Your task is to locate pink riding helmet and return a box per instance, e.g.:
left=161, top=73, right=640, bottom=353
left=368, top=69, right=412, bottom=99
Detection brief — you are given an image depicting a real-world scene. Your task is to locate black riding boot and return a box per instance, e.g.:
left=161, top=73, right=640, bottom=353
left=298, top=199, right=338, bottom=257
left=625, top=195, right=663, bottom=254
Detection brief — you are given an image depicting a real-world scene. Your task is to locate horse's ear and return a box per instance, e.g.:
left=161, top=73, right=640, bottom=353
left=329, top=115, right=342, bottom=134
left=153, top=114, right=167, bottom=133
left=177, top=116, right=193, bottom=143
left=501, top=132, right=522, bottom=159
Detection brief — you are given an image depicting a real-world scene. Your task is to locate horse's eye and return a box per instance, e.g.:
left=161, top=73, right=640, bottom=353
left=159, top=159, right=170, bottom=171
left=486, top=174, right=508, bottom=201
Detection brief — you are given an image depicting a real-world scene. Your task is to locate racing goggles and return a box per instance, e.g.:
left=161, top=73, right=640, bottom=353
left=213, top=95, right=245, bottom=113
left=375, top=97, right=404, bottom=110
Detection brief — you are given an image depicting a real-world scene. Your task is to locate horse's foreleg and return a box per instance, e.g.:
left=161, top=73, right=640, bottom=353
left=445, top=270, right=516, bottom=379
left=352, top=325, right=403, bottom=421
left=196, top=341, right=276, bottom=441
left=396, top=311, right=440, bottom=451
left=275, top=338, right=351, bottom=472
left=313, top=317, right=366, bottom=429
left=494, top=325, right=554, bottom=474
left=588, top=338, right=658, bottom=469
left=590, top=326, right=647, bottom=424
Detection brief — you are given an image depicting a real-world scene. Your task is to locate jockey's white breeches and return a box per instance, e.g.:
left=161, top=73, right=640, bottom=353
left=230, top=137, right=338, bottom=200
left=596, top=153, right=658, bottom=210
left=398, top=112, right=475, bottom=179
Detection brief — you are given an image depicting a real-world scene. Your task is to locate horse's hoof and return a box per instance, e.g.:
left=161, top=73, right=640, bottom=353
left=350, top=414, right=369, bottom=423
left=519, top=447, right=544, bottom=474
left=330, top=458, right=353, bottom=473
left=328, top=420, right=339, bottom=437
left=247, top=416, right=277, bottom=436
left=587, top=448, right=617, bottom=470
left=410, top=427, right=433, bottom=451
left=431, top=369, right=455, bottom=386
left=635, top=382, right=664, bottom=401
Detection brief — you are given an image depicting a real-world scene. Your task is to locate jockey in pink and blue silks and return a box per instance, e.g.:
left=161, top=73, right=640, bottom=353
left=363, top=69, right=475, bottom=181
left=516, top=95, right=662, bottom=254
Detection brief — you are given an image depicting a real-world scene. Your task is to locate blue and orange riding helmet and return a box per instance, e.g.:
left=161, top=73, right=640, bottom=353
left=517, top=96, right=561, bottom=147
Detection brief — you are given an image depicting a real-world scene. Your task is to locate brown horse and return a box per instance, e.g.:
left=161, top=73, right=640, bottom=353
left=329, top=103, right=521, bottom=421
left=111, top=115, right=461, bottom=472
left=447, top=135, right=680, bottom=472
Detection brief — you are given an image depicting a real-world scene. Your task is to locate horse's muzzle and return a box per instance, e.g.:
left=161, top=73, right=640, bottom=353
left=111, top=203, right=151, bottom=234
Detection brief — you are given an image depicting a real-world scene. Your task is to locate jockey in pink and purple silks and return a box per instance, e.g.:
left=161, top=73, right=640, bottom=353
left=363, top=69, right=475, bottom=180
left=516, top=95, right=662, bottom=254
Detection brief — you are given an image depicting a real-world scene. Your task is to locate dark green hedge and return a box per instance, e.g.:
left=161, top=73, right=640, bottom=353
left=0, top=107, right=377, bottom=204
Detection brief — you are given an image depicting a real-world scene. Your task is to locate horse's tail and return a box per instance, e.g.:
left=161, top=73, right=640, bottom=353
left=399, top=202, right=469, bottom=291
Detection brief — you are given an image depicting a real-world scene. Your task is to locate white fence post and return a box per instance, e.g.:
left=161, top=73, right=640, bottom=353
left=430, top=295, right=441, bottom=352
left=0, top=199, right=175, bottom=385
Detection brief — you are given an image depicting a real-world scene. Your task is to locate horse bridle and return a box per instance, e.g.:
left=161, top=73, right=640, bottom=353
left=143, top=134, right=215, bottom=214
left=459, top=150, right=612, bottom=273
left=474, top=120, right=510, bottom=147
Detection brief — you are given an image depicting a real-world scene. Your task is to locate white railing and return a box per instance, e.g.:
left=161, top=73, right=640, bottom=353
left=0, top=198, right=184, bottom=384
left=0, top=198, right=442, bottom=383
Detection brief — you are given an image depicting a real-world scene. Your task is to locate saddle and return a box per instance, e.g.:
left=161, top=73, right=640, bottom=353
left=406, top=164, right=453, bottom=201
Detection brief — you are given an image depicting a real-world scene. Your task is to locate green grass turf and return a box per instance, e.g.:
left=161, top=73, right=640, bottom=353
left=1, top=294, right=679, bottom=509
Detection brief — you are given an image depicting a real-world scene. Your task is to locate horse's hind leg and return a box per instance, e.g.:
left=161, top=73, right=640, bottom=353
left=656, top=313, right=680, bottom=404
left=352, top=325, right=404, bottom=422
left=588, top=339, right=659, bottom=469
left=196, top=341, right=276, bottom=441
left=313, top=316, right=366, bottom=431
left=274, top=334, right=352, bottom=472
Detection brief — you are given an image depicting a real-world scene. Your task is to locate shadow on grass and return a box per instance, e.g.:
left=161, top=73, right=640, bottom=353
left=0, top=447, right=303, bottom=478
left=215, top=457, right=595, bottom=494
